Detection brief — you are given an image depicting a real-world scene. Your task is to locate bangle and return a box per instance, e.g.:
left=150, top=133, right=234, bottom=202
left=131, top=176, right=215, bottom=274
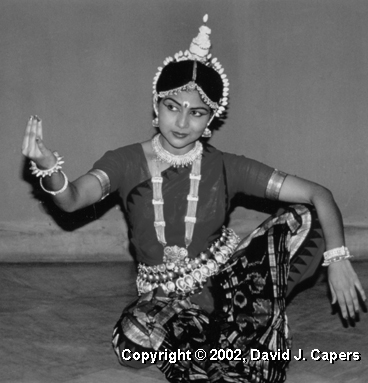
left=39, top=171, right=69, bottom=195
left=323, top=246, right=346, bottom=259
left=30, top=151, right=64, bottom=178
left=322, top=246, right=353, bottom=266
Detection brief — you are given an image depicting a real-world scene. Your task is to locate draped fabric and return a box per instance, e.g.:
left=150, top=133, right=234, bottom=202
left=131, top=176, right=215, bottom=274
left=112, top=205, right=324, bottom=383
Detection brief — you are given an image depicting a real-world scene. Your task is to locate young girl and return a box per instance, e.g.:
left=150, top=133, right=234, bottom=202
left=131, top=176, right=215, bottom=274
left=22, top=15, right=365, bottom=383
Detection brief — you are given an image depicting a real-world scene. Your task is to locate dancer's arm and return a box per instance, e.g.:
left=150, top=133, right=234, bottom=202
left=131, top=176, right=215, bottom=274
left=22, top=116, right=103, bottom=212
left=278, top=174, right=366, bottom=320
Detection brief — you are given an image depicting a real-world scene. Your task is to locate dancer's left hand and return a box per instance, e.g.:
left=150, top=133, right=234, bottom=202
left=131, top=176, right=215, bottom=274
left=328, top=260, right=366, bottom=320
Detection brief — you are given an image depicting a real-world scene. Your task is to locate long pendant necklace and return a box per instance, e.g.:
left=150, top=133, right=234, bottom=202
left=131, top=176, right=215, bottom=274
left=151, top=134, right=202, bottom=263
left=136, top=135, right=239, bottom=296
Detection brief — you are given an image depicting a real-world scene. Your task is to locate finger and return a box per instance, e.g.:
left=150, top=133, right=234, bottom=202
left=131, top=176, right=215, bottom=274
left=345, top=290, right=357, bottom=319
left=29, top=116, right=36, bottom=138
left=22, top=116, right=33, bottom=153
left=35, top=137, right=47, bottom=155
left=36, top=117, right=43, bottom=140
left=349, top=286, right=360, bottom=315
left=336, top=290, right=348, bottom=319
left=329, top=281, right=337, bottom=304
left=29, top=116, right=39, bottom=154
left=355, top=280, right=367, bottom=303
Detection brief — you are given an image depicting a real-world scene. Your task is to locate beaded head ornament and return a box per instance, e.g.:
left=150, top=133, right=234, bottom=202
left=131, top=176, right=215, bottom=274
left=152, top=15, right=229, bottom=119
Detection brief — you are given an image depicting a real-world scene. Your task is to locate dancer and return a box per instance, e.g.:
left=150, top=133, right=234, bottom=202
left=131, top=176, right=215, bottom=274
left=22, top=15, right=365, bottom=383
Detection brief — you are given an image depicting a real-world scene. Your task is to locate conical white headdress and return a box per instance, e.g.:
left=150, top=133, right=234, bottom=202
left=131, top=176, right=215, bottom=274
left=153, top=15, right=229, bottom=117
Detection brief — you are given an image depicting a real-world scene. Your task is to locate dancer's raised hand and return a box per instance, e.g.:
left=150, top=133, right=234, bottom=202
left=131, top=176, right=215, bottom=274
left=22, top=116, right=56, bottom=169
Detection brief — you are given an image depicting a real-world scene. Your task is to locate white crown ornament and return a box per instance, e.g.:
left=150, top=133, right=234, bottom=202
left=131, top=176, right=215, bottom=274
left=153, top=14, right=229, bottom=118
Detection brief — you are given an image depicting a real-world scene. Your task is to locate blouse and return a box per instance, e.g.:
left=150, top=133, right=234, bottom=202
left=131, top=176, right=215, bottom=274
left=92, top=143, right=284, bottom=265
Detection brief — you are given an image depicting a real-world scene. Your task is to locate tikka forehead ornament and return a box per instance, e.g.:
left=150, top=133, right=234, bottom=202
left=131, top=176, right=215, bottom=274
left=152, top=15, right=229, bottom=118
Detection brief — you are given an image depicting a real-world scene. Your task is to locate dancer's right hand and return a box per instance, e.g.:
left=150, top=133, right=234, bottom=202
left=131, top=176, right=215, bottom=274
left=22, top=116, right=56, bottom=170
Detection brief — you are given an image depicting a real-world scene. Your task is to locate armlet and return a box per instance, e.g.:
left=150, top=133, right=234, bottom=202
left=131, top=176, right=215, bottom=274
left=265, top=169, right=288, bottom=200
left=88, top=169, right=111, bottom=201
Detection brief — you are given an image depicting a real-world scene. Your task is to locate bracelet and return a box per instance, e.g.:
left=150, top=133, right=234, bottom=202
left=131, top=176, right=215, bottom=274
left=39, top=171, right=69, bottom=196
left=30, top=151, right=64, bottom=178
left=323, top=246, right=346, bottom=260
left=322, top=246, right=353, bottom=266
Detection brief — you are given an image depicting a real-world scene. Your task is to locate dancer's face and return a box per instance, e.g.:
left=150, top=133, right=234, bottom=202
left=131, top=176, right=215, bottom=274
left=157, top=90, right=211, bottom=155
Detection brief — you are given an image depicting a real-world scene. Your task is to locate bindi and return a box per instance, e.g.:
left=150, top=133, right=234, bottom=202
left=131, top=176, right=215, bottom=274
left=183, top=101, right=190, bottom=109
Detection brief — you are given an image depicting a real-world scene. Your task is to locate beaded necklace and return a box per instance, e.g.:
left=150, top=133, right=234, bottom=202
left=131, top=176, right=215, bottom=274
left=151, top=134, right=202, bottom=262
left=152, top=133, right=203, bottom=168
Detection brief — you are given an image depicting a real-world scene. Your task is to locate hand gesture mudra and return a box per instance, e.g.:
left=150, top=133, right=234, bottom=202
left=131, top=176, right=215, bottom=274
left=22, top=116, right=56, bottom=170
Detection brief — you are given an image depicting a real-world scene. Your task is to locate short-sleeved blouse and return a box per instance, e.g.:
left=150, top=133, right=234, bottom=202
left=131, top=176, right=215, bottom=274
left=93, top=143, right=275, bottom=265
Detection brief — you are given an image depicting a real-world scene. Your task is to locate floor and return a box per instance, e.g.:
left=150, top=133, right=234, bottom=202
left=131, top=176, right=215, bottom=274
left=1, top=261, right=367, bottom=383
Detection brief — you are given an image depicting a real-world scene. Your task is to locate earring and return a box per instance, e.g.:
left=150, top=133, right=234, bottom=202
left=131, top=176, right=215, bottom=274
left=202, top=127, right=212, bottom=138
left=152, top=117, right=159, bottom=127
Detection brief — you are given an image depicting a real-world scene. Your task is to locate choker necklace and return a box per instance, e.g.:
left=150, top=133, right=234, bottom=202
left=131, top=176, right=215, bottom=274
left=152, top=133, right=203, bottom=167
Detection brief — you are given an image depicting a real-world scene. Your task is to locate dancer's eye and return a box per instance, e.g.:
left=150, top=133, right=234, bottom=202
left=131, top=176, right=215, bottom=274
left=164, top=102, right=179, bottom=112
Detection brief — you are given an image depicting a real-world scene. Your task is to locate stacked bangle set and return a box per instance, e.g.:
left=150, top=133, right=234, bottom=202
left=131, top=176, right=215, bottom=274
left=322, top=246, right=353, bottom=266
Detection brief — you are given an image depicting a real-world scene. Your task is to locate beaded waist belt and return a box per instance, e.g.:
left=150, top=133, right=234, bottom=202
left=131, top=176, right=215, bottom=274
left=136, top=227, right=240, bottom=297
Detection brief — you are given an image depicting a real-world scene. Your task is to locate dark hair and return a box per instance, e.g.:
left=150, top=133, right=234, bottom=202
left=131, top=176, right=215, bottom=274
left=156, top=60, right=223, bottom=105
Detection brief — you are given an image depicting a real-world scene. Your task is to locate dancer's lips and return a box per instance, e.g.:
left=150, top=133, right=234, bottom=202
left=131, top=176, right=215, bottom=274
left=172, top=132, right=188, bottom=139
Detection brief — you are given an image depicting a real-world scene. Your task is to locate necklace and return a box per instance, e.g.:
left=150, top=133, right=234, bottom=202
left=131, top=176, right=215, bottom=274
left=152, top=133, right=203, bottom=167
left=151, top=142, right=202, bottom=262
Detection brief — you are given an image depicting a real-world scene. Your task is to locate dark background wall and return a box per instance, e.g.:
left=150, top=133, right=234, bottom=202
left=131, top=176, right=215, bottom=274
left=1, top=0, right=368, bottom=260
